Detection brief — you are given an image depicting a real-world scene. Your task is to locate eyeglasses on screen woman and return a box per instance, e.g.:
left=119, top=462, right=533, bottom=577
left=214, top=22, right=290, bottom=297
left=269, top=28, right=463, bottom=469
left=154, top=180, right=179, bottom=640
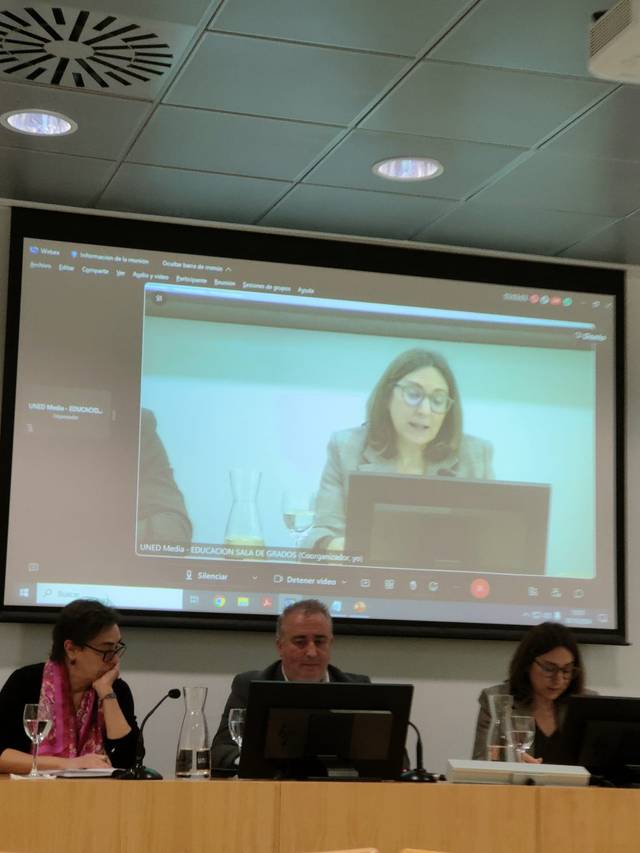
left=394, top=382, right=454, bottom=414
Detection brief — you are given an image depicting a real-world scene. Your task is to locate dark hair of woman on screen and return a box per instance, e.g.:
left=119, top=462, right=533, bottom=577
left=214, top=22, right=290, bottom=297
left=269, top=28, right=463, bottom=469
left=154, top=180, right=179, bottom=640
left=472, top=622, right=590, bottom=764
left=306, top=347, right=494, bottom=551
left=0, top=598, right=138, bottom=774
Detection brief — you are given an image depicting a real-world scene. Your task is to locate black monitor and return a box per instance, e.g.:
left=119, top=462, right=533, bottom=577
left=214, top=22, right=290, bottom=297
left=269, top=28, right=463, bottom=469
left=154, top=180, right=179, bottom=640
left=564, top=695, right=640, bottom=785
left=238, top=681, right=413, bottom=780
left=345, top=473, right=550, bottom=573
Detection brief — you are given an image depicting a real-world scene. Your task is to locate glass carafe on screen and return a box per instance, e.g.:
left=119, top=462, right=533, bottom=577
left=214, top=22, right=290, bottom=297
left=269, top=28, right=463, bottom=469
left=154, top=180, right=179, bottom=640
left=224, top=468, right=265, bottom=548
left=486, top=693, right=515, bottom=762
left=175, top=687, right=211, bottom=779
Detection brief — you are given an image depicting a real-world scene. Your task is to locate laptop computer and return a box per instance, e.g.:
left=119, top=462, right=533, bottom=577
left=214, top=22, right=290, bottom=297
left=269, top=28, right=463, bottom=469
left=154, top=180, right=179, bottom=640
left=344, top=473, right=550, bottom=574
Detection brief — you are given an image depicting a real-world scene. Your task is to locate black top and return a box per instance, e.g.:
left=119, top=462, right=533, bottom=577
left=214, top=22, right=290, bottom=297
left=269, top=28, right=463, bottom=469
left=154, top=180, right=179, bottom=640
left=534, top=725, right=572, bottom=764
left=0, top=663, right=139, bottom=768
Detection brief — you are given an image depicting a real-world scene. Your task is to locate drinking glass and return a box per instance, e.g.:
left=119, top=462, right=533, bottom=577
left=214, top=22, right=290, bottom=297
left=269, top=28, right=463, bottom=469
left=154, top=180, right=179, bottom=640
left=228, top=708, right=246, bottom=752
left=511, top=715, right=536, bottom=761
left=282, top=490, right=316, bottom=547
left=23, top=701, right=53, bottom=777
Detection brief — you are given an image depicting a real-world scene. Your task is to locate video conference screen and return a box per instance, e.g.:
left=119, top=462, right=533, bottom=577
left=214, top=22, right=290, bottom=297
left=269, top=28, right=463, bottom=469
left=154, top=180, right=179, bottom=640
left=0, top=208, right=625, bottom=641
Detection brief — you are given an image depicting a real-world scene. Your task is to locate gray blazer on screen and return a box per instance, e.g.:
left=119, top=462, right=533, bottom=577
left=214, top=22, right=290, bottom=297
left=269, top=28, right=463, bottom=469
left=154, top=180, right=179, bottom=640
left=305, top=425, right=494, bottom=549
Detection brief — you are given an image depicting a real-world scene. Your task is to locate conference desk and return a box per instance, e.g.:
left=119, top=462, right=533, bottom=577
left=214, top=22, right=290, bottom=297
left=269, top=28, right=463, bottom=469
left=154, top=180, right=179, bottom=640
left=0, top=777, right=639, bottom=853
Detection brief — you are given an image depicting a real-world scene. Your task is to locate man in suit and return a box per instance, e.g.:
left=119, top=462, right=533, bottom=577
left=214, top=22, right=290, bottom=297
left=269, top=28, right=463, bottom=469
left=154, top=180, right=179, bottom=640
left=211, top=598, right=370, bottom=769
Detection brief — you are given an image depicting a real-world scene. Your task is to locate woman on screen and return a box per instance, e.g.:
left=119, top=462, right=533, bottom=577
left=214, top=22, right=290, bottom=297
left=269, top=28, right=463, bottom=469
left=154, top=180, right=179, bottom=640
left=472, top=622, right=591, bottom=763
left=305, top=348, right=493, bottom=551
left=0, top=599, right=138, bottom=774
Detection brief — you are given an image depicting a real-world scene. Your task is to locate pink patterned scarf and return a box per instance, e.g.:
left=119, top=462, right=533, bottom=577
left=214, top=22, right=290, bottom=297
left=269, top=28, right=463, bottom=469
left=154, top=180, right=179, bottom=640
left=38, top=660, right=105, bottom=757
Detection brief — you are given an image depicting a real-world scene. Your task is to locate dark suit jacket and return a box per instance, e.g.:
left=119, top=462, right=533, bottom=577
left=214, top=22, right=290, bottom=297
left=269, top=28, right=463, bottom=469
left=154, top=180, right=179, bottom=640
left=211, top=660, right=371, bottom=769
left=137, top=408, right=193, bottom=545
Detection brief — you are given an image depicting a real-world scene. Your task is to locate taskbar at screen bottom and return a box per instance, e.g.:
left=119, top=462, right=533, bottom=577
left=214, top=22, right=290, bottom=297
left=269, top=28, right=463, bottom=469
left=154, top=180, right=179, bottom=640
left=6, top=582, right=616, bottom=630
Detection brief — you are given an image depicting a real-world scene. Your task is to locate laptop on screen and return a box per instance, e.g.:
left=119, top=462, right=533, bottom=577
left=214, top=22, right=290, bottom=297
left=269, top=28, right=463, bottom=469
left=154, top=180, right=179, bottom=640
left=344, top=473, right=550, bottom=574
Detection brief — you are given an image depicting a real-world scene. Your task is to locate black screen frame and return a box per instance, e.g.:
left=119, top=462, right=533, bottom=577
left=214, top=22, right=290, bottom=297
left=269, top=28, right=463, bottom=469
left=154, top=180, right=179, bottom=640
left=238, top=680, right=413, bottom=780
left=0, top=205, right=627, bottom=644
left=345, top=473, right=550, bottom=573
left=564, top=695, right=640, bottom=778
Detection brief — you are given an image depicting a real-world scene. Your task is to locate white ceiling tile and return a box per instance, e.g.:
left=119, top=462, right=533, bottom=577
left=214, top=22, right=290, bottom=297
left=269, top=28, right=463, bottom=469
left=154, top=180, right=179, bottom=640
left=545, top=86, right=640, bottom=161
left=164, top=33, right=409, bottom=124
left=127, top=107, right=343, bottom=179
left=476, top=151, right=640, bottom=217
left=430, top=0, right=600, bottom=77
left=99, top=163, right=291, bottom=221
left=560, top=216, right=640, bottom=264
left=363, top=61, right=613, bottom=147
left=0, top=145, right=113, bottom=204
left=262, top=184, right=455, bottom=239
left=415, top=201, right=618, bottom=257
left=211, top=0, right=474, bottom=56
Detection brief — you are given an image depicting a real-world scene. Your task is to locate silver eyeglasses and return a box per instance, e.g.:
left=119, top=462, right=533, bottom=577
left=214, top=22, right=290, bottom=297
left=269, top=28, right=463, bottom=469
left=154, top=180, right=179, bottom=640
left=395, top=382, right=453, bottom=414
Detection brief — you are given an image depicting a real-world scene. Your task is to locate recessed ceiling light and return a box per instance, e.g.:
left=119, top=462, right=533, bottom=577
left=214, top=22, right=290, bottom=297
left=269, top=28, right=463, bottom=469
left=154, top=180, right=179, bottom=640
left=372, top=156, right=443, bottom=181
left=0, top=109, right=77, bottom=137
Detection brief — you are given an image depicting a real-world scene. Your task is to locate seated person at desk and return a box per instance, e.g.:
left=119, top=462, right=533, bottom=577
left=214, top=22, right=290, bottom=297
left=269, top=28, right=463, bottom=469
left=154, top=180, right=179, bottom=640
left=211, top=599, right=370, bottom=769
left=137, top=408, right=193, bottom=546
left=473, top=622, right=591, bottom=764
left=0, top=599, right=138, bottom=774
left=305, top=348, right=494, bottom=551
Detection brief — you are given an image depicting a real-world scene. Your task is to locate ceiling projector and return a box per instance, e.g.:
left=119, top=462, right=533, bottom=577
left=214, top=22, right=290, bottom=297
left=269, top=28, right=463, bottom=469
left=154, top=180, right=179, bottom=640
left=589, top=0, right=640, bottom=83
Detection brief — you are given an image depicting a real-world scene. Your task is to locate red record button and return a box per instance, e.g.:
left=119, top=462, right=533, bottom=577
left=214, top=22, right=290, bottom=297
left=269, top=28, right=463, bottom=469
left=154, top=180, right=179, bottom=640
left=470, top=578, right=490, bottom=599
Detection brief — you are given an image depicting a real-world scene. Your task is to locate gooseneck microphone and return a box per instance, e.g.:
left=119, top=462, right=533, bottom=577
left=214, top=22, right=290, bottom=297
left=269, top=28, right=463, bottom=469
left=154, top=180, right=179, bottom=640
left=114, top=688, right=181, bottom=781
left=401, top=721, right=439, bottom=783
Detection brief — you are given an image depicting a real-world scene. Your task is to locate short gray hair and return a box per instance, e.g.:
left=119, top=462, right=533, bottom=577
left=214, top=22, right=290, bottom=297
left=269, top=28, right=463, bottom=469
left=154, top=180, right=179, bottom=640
left=276, top=599, right=332, bottom=638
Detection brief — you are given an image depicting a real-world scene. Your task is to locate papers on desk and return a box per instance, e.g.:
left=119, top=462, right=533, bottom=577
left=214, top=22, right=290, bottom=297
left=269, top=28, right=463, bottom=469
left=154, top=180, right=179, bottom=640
left=10, top=767, right=118, bottom=780
left=10, top=773, right=56, bottom=780
left=55, top=768, right=116, bottom=778
left=447, top=758, right=590, bottom=787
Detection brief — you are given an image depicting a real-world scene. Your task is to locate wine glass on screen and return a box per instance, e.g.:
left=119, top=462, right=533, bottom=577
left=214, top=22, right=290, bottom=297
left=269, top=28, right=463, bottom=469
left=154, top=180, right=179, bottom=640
left=511, top=715, right=535, bottom=762
left=228, top=708, right=246, bottom=753
left=282, top=490, right=316, bottom=548
left=23, top=701, right=53, bottom=777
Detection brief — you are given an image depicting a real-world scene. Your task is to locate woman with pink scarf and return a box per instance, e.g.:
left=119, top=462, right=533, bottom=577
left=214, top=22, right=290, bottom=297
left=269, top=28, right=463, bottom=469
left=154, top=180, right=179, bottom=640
left=0, top=599, right=138, bottom=774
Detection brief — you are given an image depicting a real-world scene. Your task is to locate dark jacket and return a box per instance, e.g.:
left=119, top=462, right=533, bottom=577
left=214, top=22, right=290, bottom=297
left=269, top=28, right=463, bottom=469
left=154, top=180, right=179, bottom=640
left=211, top=660, right=371, bottom=769
left=0, top=662, right=139, bottom=768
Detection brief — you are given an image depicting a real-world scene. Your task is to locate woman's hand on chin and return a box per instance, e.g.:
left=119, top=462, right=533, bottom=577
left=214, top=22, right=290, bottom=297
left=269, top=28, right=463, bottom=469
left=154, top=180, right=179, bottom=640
left=93, top=661, right=120, bottom=698
left=64, top=753, right=112, bottom=769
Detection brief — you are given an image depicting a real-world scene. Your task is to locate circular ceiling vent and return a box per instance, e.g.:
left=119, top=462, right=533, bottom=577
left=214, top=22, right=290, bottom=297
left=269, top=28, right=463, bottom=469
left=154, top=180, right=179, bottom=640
left=0, top=5, right=175, bottom=91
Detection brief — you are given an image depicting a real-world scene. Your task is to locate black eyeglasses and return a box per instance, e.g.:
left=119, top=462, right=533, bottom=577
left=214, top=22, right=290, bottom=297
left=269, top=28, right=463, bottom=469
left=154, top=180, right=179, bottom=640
left=84, top=641, right=127, bottom=662
left=534, top=658, right=579, bottom=680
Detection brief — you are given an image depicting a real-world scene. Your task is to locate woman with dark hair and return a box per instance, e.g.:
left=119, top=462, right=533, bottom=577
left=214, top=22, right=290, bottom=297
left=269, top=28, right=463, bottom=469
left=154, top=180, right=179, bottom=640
left=0, top=599, right=138, bottom=774
left=472, top=622, right=591, bottom=763
left=305, top=348, right=493, bottom=550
